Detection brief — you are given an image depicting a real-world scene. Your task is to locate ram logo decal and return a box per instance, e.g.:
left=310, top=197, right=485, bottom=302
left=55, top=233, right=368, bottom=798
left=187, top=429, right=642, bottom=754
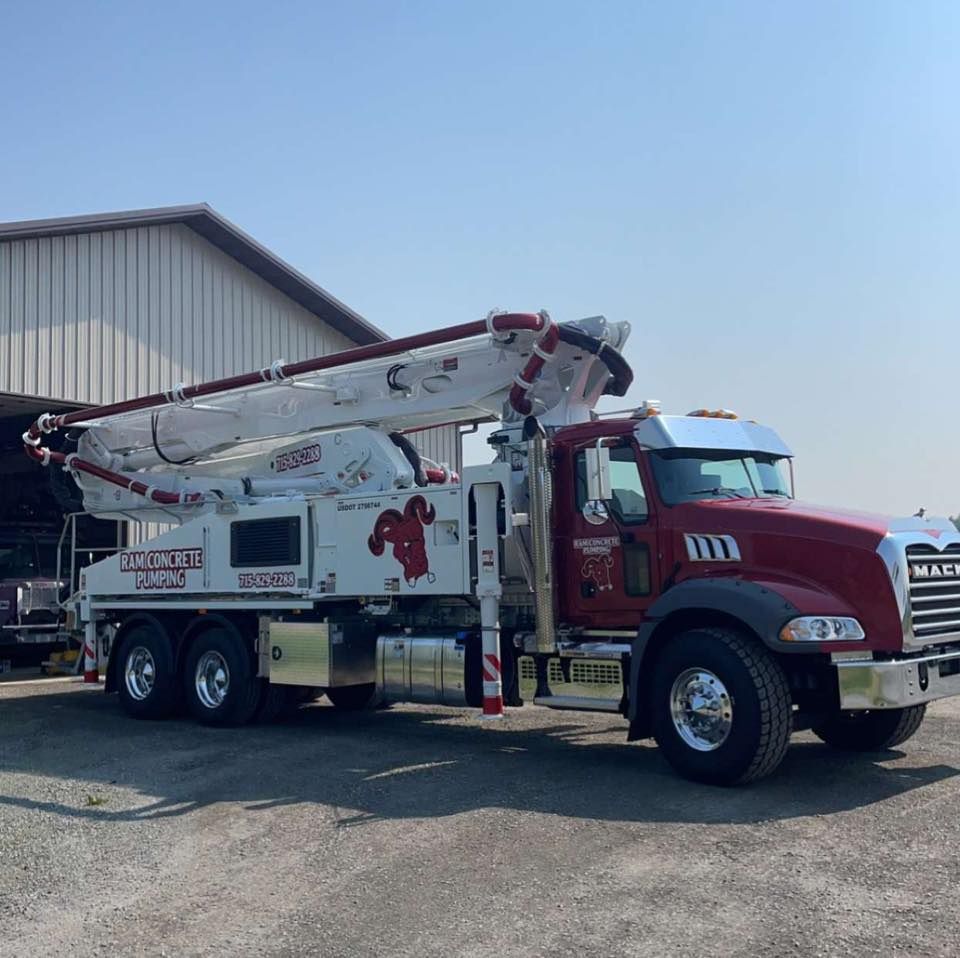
left=368, top=496, right=437, bottom=586
left=581, top=554, right=614, bottom=592
left=684, top=534, right=741, bottom=562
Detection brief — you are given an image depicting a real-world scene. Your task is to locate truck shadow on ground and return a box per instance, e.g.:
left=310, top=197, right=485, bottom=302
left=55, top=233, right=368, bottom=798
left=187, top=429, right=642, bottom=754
left=1, top=687, right=957, bottom=828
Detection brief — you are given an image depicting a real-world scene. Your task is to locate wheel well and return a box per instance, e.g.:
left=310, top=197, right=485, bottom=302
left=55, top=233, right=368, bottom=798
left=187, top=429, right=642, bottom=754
left=631, top=608, right=764, bottom=739
left=645, top=608, right=760, bottom=657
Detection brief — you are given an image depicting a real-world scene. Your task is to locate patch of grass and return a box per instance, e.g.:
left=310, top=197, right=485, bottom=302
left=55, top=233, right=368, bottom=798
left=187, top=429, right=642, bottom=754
left=84, top=794, right=107, bottom=807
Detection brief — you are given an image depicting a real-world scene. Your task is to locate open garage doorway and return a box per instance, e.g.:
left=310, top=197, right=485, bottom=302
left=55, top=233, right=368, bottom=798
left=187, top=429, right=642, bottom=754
left=0, top=392, right=124, bottom=669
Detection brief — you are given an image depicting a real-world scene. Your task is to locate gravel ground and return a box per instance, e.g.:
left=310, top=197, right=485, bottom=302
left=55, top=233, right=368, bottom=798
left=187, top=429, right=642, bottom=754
left=2, top=680, right=960, bottom=957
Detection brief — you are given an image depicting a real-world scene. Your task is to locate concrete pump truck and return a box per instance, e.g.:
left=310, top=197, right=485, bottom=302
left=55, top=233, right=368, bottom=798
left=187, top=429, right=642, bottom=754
left=23, top=310, right=960, bottom=784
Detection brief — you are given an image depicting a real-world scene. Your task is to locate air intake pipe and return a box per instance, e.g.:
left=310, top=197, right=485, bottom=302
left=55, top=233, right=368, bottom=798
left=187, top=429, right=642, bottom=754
left=524, top=417, right=557, bottom=697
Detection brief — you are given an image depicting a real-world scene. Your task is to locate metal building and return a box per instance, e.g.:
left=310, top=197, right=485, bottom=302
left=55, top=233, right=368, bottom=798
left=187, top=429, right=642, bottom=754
left=0, top=204, right=460, bottom=655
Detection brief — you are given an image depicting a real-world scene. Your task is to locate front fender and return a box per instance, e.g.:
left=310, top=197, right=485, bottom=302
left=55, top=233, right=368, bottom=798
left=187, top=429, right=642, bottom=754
left=627, top=576, right=853, bottom=725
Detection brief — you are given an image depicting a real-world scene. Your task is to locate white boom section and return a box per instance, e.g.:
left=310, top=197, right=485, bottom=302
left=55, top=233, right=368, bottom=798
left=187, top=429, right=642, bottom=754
left=66, top=315, right=629, bottom=522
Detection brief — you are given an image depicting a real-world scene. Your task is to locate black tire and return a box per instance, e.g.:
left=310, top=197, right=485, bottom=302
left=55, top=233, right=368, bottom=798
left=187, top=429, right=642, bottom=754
left=812, top=705, right=926, bottom=751
left=326, top=683, right=376, bottom=711
left=182, top=625, right=261, bottom=726
left=115, top=621, right=178, bottom=720
left=255, top=682, right=301, bottom=723
left=651, top=627, right=792, bottom=786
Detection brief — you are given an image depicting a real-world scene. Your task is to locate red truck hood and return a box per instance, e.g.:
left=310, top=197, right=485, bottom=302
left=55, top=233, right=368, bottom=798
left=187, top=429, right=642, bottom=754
left=678, top=498, right=896, bottom=551
left=669, top=498, right=958, bottom=654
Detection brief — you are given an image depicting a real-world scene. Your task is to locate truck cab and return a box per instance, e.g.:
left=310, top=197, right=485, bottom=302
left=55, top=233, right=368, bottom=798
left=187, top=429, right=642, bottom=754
left=506, top=407, right=960, bottom=782
left=546, top=407, right=957, bottom=651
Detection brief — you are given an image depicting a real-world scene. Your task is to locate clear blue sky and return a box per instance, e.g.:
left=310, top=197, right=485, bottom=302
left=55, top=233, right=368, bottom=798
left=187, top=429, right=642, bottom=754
left=1, top=1, right=957, bottom=516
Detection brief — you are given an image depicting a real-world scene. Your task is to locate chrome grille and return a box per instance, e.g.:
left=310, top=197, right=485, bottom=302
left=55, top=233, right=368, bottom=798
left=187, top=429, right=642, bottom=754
left=907, top=544, right=960, bottom=638
left=19, top=581, right=61, bottom=615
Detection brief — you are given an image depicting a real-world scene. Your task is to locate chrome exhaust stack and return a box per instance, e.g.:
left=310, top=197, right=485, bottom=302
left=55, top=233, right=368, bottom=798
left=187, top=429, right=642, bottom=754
left=524, top=417, right=556, bottom=697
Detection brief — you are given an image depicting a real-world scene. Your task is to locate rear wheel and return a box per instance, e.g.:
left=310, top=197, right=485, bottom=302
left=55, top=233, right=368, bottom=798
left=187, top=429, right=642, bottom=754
left=183, top=625, right=260, bottom=726
left=116, top=621, right=177, bottom=720
left=255, top=683, right=301, bottom=723
left=651, top=628, right=792, bottom=786
left=326, top=683, right=376, bottom=711
left=812, top=706, right=926, bottom=751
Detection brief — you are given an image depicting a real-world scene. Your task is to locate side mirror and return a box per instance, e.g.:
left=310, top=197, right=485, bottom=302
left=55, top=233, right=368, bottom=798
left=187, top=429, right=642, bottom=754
left=581, top=499, right=610, bottom=526
left=585, top=441, right=612, bottom=501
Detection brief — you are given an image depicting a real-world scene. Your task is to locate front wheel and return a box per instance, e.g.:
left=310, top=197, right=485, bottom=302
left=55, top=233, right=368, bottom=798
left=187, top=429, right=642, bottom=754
left=651, top=628, right=792, bottom=786
left=812, top=705, right=926, bottom=751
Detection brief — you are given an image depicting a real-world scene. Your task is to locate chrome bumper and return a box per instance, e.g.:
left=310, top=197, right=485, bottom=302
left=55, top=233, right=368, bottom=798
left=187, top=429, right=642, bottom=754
left=835, top=648, right=960, bottom=709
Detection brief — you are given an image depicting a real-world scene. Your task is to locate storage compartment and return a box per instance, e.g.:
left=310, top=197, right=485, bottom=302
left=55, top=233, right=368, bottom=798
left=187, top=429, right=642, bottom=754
left=268, top=620, right=376, bottom=687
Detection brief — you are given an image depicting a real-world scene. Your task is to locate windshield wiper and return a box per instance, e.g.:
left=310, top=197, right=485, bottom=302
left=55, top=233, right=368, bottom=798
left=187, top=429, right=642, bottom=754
left=761, top=489, right=790, bottom=497
left=687, top=486, right=749, bottom=499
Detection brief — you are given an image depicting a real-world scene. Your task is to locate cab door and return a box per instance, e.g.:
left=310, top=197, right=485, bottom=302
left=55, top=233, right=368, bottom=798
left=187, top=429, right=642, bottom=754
left=562, top=441, right=661, bottom=628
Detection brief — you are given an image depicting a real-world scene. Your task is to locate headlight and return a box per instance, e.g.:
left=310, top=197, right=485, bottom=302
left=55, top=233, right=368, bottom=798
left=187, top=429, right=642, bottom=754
left=780, top=616, right=865, bottom=642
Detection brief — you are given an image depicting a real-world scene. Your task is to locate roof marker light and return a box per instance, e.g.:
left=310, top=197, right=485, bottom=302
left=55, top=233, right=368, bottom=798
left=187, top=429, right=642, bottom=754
left=687, top=408, right=738, bottom=420
left=632, top=400, right=661, bottom=419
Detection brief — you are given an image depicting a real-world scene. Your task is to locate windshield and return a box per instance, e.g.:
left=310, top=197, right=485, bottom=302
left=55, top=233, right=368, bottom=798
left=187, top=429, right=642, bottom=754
left=650, top=449, right=793, bottom=504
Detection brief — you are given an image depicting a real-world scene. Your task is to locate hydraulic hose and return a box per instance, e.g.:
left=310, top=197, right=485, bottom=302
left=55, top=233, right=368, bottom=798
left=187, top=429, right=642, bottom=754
left=555, top=325, right=633, bottom=397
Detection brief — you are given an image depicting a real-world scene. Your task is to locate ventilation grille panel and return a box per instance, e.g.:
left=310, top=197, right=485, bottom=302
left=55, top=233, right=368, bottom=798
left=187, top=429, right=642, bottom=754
left=230, top=517, right=301, bottom=568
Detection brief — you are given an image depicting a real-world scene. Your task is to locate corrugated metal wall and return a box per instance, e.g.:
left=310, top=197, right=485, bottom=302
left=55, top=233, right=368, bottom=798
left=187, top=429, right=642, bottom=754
left=0, top=222, right=460, bottom=470
left=413, top=423, right=461, bottom=470
left=0, top=223, right=353, bottom=400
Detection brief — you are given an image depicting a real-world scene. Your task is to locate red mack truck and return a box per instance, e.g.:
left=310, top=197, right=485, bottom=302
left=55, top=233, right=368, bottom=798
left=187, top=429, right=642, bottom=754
left=22, top=310, right=960, bottom=784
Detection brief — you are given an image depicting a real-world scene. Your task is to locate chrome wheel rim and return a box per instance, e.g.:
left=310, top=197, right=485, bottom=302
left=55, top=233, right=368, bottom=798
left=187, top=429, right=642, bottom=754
left=195, top=650, right=230, bottom=709
left=669, top=668, right=733, bottom=752
left=124, top=646, right=156, bottom=701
